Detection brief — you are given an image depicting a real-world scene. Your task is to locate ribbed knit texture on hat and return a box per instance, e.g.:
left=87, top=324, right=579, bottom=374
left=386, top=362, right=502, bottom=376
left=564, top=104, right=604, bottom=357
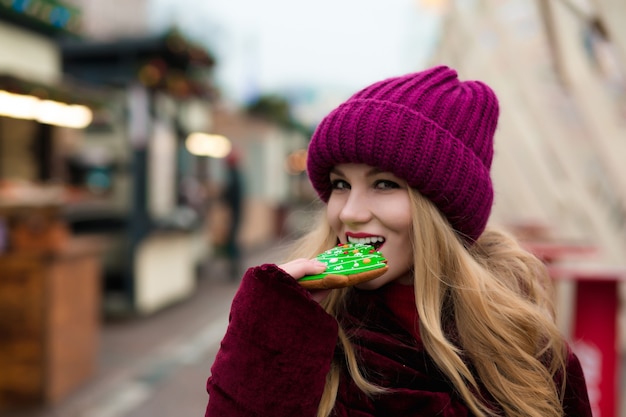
left=307, top=65, right=499, bottom=243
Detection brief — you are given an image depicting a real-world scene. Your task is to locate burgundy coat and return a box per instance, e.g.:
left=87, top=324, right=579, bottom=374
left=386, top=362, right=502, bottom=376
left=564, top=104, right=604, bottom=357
left=205, top=264, right=592, bottom=417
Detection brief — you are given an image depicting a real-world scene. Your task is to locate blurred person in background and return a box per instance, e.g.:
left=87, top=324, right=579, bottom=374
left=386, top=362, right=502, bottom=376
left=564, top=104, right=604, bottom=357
left=204, top=66, right=592, bottom=417
left=221, top=149, right=244, bottom=280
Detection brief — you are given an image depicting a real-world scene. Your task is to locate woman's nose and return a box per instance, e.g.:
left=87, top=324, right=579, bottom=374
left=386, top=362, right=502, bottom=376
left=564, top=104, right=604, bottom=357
left=338, top=190, right=372, bottom=224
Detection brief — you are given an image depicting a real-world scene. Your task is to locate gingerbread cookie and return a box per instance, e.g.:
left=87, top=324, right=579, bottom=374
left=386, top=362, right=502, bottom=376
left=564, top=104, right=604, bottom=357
left=298, top=243, right=388, bottom=290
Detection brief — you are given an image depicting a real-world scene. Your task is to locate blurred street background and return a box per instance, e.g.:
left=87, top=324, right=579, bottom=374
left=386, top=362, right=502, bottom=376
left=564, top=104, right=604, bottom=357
left=0, top=0, right=625, bottom=416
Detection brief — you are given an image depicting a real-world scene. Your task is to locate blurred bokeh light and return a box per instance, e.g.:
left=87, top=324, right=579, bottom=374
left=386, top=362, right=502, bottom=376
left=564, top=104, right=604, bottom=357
left=185, top=132, right=232, bottom=158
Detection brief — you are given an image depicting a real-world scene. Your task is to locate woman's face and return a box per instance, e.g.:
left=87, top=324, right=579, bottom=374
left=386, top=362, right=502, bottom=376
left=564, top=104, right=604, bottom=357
left=326, top=163, right=413, bottom=289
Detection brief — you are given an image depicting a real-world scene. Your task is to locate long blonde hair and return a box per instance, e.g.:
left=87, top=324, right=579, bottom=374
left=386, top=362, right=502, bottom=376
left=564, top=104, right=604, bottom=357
left=287, top=189, right=567, bottom=417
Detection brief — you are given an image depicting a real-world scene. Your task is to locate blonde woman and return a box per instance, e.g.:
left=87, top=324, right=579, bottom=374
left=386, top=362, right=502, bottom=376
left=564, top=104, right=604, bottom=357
left=204, top=66, right=591, bottom=417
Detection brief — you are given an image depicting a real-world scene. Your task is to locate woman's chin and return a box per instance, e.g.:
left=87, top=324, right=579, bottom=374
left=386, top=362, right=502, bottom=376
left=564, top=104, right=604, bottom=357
left=355, top=278, right=386, bottom=291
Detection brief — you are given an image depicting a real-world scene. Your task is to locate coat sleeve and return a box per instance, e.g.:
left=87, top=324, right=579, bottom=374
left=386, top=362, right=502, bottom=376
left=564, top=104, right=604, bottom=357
left=562, top=349, right=593, bottom=417
left=205, top=264, right=339, bottom=417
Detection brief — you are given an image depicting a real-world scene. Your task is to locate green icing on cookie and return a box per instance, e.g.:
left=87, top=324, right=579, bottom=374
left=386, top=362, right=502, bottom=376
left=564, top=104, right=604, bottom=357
left=299, top=243, right=387, bottom=282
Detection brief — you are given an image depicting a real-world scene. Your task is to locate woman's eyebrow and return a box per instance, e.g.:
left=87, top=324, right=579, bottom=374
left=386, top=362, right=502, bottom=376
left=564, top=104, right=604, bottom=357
left=330, top=167, right=344, bottom=176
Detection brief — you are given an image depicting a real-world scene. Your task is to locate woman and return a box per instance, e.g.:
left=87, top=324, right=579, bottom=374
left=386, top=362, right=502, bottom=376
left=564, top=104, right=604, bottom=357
left=204, top=65, right=591, bottom=416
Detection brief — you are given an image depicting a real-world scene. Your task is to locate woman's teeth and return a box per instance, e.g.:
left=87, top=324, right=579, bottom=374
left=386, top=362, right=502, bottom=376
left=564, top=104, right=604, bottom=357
left=347, top=236, right=385, bottom=247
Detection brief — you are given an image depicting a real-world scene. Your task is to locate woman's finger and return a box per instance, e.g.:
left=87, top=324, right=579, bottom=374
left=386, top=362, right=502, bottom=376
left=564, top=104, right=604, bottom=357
left=278, top=258, right=326, bottom=280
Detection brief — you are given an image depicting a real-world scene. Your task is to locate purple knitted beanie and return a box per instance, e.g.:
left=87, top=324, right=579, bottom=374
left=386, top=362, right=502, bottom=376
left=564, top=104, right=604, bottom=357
left=307, top=65, right=499, bottom=243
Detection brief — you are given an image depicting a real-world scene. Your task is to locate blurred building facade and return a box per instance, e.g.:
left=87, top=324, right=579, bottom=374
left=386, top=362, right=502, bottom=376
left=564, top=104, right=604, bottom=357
left=55, top=0, right=311, bottom=317
left=0, top=1, right=93, bottom=188
left=0, top=0, right=104, bottom=409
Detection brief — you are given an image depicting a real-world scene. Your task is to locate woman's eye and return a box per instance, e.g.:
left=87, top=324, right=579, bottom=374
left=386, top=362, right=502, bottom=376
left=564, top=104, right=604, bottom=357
left=374, top=179, right=400, bottom=190
left=331, top=179, right=350, bottom=190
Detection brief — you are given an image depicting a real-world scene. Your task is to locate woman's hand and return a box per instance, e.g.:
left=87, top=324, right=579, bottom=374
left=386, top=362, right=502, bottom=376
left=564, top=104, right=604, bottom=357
left=278, top=258, right=331, bottom=303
